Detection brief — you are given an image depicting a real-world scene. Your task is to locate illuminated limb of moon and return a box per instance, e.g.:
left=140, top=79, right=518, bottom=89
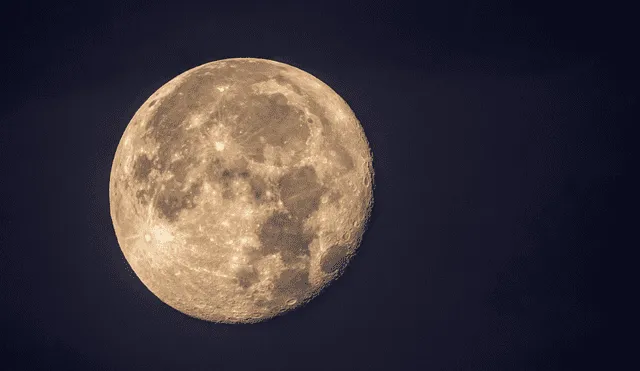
left=109, top=58, right=374, bottom=323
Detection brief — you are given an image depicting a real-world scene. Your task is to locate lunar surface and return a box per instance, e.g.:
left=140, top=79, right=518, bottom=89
left=109, top=58, right=373, bottom=323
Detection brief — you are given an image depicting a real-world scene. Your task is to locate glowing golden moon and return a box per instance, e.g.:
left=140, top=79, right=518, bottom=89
left=109, top=58, right=373, bottom=323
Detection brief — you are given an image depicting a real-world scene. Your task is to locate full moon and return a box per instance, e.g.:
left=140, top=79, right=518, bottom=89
left=109, top=58, right=373, bottom=323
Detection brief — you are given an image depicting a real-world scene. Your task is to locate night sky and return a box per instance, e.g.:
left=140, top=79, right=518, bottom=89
left=0, top=1, right=634, bottom=370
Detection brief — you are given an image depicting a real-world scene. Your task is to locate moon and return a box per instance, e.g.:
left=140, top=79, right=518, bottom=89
left=109, top=58, right=374, bottom=323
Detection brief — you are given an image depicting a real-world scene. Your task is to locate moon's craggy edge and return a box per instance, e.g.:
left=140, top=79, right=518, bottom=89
left=110, top=58, right=374, bottom=323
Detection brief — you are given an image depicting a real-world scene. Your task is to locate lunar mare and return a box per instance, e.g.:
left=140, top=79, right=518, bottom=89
left=109, top=58, right=373, bottom=323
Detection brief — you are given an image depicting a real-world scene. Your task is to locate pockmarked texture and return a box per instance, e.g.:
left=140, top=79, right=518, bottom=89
left=109, top=58, right=374, bottom=323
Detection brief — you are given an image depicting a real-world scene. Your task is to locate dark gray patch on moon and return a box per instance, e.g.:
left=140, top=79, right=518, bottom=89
left=132, top=155, right=153, bottom=181
left=304, top=93, right=333, bottom=136
left=232, top=93, right=309, bottom=163
left=273, top=268, right=311, bottom=298
left=135, top=189, right=151, bottom=206
left=131, top=155, right=157, bottom=207
left=235, top=267, right=260, bottom=289
left=255, top=163, right=329, bottom=303
left=249, top=175, right=269, bottom=202
left=154, top=181, right=202, bottom=223
left=204, top=154, right=263, bottom=202
left=320, top=244, right=350, bottom=273
left=168, top=157, right=194, bottom=185
left=270, top=72, right=333, bottom=137
left=205, top=158, right=225, bottom=183
left=273, top=74, right=303, bottom=95
left=279, top=165, right=324, bottom=219
left=328, top=190, right=343, bottom=204
left=259, top=212, right=314, bottom=264
left=327, top=142, right=355, bottom=171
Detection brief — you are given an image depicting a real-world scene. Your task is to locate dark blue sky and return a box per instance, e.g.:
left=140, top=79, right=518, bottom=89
left=0, top=1, right=634, bottom=370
